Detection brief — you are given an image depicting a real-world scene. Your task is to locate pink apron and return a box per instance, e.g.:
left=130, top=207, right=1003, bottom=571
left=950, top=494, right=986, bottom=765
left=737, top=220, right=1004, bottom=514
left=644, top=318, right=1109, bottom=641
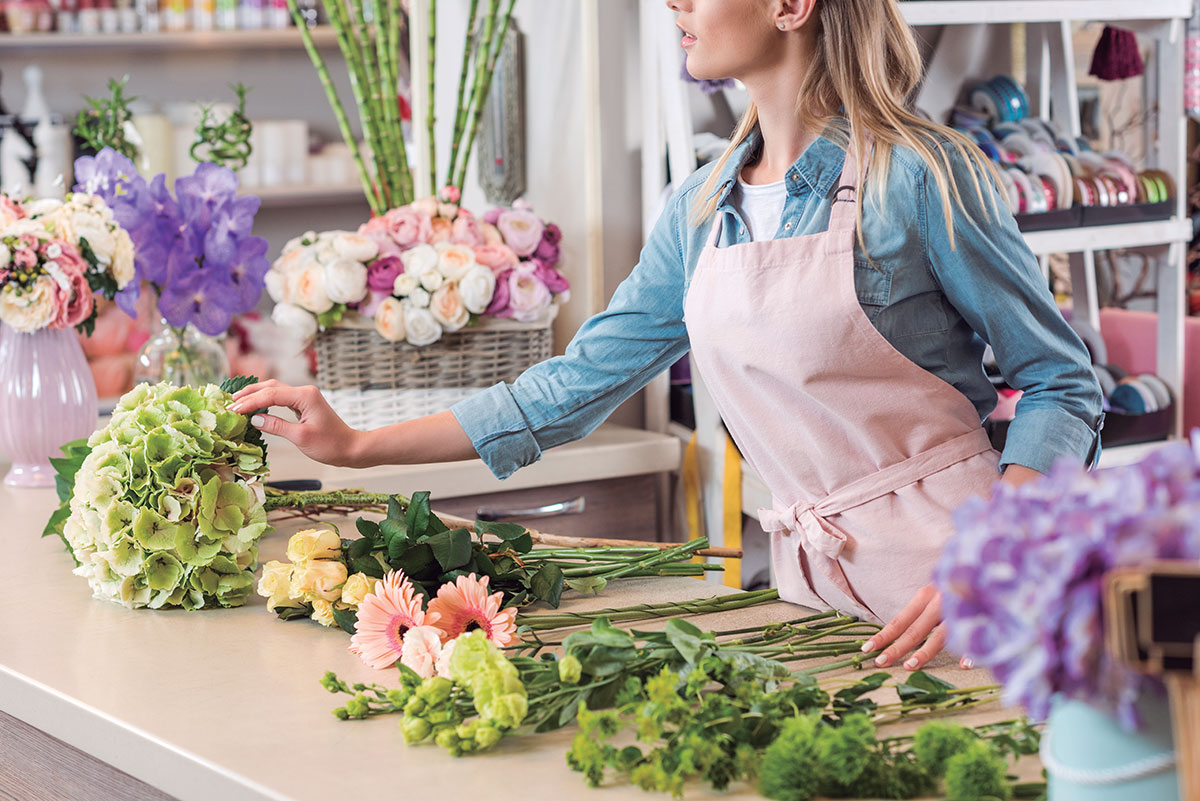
left=684, top=145, right=1001, bottom=624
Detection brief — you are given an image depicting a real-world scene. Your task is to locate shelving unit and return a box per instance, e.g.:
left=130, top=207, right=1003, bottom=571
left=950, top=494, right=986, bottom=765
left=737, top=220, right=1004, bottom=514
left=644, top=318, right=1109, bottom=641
left=251, top=183, right=371, bottom=208
left=642, top=0, right=1194, bottom=558
left=0, top=26, right=339, bottom=51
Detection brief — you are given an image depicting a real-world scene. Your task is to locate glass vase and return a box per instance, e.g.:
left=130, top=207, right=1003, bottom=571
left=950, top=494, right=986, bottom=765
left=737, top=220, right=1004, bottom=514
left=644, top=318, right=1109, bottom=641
left=133, top=316, right=230, bottom=388
left=0, top=324, right=99, bottom=487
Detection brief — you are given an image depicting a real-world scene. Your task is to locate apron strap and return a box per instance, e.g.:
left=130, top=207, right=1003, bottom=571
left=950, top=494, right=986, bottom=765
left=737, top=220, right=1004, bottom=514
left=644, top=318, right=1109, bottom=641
left=828, top=139, right=873, bottom=235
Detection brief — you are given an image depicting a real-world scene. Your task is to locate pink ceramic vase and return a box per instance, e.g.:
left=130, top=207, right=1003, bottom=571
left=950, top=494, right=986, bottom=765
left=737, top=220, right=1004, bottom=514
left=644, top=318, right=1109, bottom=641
left=0, top=323, right=99, bottom=487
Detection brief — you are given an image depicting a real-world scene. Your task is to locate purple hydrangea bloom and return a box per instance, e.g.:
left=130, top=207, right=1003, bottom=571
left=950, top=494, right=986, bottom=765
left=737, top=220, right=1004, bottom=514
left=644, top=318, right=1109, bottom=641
left=935, top=434, right=1200, bottom=729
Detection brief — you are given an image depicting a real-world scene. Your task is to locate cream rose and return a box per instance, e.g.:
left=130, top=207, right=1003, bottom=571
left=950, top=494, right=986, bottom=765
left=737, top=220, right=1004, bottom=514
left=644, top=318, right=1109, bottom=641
left=323, top=257, right=369, bottom=304
left=0, top=277, right=58, bottom=332
left=310, top=598, right=337, bottom=627
left=403, top=302, right=443, bottom=347
left=374, top=297, right=406, bottom=342
left=481, top=222, right=504, bottom=245
left=257, top=560, right=305, bottom=611
left=400, top=243, right=438, bottom=275
left=111, top=229, right=135, bottom=287
left=418, top=267, right=444, bottom=293
left=288, top=262, right=334, bottom=314
left=429, top=283, right=469, bottom=331
left=271, top=301, right=317, bottom=341
left=458, top=265, right=497, bottom=315
left=411, top=196, right=439, bottom=218
left=286, top=528, right=343, bottom=563
left=435, top=243, right=477, bottom=281
left=400, top=626, right=444, bottom=678
left=340, top=572, right=382, bottom=607
left=331, top=231, right=379, bottom=262
left=289, top=559, right=349, bottom=603
left=393, top=273, right=421, bottom=297
left=408, top=287, right=431, bottom=308
left=265, top=269, right=290, bottom=304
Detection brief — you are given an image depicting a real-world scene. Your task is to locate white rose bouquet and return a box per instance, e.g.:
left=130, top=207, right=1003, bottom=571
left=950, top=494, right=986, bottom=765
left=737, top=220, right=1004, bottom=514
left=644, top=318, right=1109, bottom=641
left=44, top=378, right=272, bottom=610
left=266, top=189, right=569, bottom=347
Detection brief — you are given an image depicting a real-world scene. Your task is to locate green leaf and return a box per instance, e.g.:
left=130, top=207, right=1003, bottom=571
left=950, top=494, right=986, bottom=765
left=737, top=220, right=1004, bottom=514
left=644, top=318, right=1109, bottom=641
left=565, top=576, right=608, bottom=595
left=41, top=504, right=80, bottom=566
left=350, top=554, right=386, bottom=579
left=49, top=438, right=91, bottom=504
left=380, top=518, right=406, bottom=546
left=393, top=542, right=438, bottom=580
left=276, top=604, right=314, bottom=621
left=331, top=606, right=359, bottom=635
left=897, top=671, right=956, bottom=705
left=471, top=550, right=500, bottom=579
left=387, top=495, right=405, bottom=522
left=475, top=520, right=529, bottom=543
left=316, top=304, right=347, bottom=328
left=405, top=491, right=431, bottom=538
left=426, top=528, right=472, bottom=572
left=355, top=517, right=381, bottom=540
left=347, top=537, right=374, bottom=560
left=530, top=563, right=564, bottom=608
left=219, top=375, right=260, bottom=395
left=664, top=618, right=708, bottom=664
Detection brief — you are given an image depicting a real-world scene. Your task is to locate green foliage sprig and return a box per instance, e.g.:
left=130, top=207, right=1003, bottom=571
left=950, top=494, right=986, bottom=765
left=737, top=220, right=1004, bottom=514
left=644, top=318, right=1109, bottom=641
left=190, top=83, right=254, bottom=171
left=73, top=76, right=138, bottom=160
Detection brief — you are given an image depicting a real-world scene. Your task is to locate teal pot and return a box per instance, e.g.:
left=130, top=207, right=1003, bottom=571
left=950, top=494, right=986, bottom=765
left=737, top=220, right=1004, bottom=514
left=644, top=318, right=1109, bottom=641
left=1042, top=693, right=1178, bottom=801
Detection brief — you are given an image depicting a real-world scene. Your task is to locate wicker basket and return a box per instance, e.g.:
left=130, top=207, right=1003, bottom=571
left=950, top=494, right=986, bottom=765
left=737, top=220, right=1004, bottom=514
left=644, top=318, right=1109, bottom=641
left=315, top=306, right=556, bottom=429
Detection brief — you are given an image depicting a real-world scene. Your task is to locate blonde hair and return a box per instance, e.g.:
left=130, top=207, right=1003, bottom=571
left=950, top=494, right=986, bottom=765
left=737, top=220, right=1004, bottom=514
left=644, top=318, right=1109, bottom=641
left=690, top=0, right=1003, bottom=252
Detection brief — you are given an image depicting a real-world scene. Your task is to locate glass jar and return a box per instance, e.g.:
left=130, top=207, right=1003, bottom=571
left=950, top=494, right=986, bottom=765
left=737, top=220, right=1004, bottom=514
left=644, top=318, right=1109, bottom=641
left=133, top=315, right=230, bottom=388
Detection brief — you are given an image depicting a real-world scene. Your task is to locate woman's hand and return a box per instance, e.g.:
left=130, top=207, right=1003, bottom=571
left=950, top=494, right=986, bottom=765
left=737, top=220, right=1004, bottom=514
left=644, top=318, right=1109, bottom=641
left=227, top=379, right=367, bottom=468
left=861, top=584, right=972, bottom=671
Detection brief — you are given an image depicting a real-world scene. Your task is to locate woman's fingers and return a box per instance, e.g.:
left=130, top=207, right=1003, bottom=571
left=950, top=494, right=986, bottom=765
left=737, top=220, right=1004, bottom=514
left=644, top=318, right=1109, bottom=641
left=228, top=383, right=312, bottom=418
left=249, top=412, right=304, bottom=444
left=903, top=623, right=947, bottom=670
left=862, top=584, right=934, bottom=657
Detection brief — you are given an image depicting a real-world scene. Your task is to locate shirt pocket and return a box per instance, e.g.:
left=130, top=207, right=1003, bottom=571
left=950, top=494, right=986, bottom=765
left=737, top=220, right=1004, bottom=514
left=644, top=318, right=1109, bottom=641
left=853, top=258, right=892, bottom=322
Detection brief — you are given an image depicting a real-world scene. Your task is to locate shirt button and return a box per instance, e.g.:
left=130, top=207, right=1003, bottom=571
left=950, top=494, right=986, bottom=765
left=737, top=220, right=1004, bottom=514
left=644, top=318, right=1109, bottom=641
left=789, top=172, right=799, bottom=181
left=739, top=227, right=746, bottom=235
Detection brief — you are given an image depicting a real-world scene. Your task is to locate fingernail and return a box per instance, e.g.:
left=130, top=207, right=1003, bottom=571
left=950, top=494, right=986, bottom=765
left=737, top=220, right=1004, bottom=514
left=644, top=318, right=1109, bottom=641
left=962, top=657, right=974, bottom=669
left=251, top=415, right=265, bottom=427
left=874, top=654, right=889, bottom=667
left=228, top=403, right=242, bottom=412
left=861, top=639, right=876, bottom=654
left=904, top=657, right=919, bottom=669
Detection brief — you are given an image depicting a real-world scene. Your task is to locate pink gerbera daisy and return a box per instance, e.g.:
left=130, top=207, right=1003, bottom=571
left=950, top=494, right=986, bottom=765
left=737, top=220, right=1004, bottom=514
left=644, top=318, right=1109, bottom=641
left=427, top=574, right=518, bottom=646
left=349, top=571, right=441, bottom=670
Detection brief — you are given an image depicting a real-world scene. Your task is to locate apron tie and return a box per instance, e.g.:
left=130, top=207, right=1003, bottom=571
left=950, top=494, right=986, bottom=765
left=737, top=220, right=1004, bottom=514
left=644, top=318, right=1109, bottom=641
left=758, top=501, right=848, bottom=560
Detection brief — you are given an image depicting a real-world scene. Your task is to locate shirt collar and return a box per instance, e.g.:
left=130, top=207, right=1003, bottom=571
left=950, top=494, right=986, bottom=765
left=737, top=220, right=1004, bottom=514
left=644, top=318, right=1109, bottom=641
left=709, top=120, right=849, bottom=208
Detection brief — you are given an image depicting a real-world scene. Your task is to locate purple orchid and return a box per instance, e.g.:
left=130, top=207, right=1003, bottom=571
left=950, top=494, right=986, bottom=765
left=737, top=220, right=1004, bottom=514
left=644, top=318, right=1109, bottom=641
left=935, top=434, right=1200, bottom=730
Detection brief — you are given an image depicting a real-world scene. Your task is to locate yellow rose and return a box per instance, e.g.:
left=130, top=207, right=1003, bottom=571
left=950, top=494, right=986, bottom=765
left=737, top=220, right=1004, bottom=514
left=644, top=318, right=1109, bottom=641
left=311, top=598, right=337, bottom=627
left=340, top=572, right=382, bottom=607
left=257, top=560, right=304, bottom=611
left=289, top=559, right=348, bottom=602
left=286, top=528, right=343, bottom=563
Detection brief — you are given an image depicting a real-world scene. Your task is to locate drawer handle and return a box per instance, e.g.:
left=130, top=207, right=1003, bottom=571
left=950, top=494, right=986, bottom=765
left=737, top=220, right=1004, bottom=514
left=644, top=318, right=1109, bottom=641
left=475, top=496, right=586, bottom=522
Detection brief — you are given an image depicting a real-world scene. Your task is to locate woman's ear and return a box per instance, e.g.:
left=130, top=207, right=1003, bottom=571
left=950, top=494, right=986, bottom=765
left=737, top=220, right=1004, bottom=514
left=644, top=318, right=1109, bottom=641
left=774, top=0, right=817, bottom=31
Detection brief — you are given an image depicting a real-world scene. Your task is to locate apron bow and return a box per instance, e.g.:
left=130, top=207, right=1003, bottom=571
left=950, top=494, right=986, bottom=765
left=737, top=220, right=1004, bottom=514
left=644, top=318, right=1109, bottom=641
left=757, top=501, right=848, bottom=560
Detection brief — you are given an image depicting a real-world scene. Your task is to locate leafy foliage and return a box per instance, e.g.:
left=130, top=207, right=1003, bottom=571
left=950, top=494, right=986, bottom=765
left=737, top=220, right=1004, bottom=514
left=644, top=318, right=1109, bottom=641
left=73, top=76, right=138, bottom=159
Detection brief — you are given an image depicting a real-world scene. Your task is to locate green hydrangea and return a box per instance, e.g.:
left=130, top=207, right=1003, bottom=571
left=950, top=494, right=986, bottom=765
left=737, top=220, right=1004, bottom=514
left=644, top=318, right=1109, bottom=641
left=446, top=630, right=529, bottom=731
left=63, top=382, right=270, bottom=610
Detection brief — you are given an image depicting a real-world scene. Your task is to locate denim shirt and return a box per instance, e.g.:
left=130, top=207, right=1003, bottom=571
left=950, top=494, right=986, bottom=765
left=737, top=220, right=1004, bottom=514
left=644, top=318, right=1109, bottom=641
left=452, top=128, right=1104, bottom=481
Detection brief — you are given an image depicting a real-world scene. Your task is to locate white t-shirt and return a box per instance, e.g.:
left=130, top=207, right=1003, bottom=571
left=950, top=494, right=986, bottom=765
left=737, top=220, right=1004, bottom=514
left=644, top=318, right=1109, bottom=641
left=731, top=178, right=787, bottom=242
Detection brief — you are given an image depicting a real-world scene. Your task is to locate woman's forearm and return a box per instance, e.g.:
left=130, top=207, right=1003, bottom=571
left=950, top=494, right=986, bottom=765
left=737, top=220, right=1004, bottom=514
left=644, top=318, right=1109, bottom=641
left=349, top=410, right=480, bottom=468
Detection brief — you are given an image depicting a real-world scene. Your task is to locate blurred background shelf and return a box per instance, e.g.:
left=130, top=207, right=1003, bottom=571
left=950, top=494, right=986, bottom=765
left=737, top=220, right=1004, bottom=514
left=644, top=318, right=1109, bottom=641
left=0, top=26, right=338, bottom=51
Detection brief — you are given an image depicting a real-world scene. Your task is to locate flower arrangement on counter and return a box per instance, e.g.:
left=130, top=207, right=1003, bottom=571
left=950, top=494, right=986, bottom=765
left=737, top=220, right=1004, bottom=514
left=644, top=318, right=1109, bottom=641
left=935, top=433, right=1200, bottom=729
left=75, top=147, right=269, bottom=337
left=0, top=190, right=135, bottom=335
left=266, top=189, right=568, bottom=347
left=44, top=378, right=271, bottom=609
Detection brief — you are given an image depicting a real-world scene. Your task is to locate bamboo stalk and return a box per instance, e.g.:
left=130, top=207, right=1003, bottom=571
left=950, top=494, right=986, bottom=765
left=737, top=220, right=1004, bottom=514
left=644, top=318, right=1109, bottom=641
left=383, top=0, right=412, bottom=204
left=328, top=0, right=389, bottom=211
left=426, top=0, right=437, bottom=194
left=453, top=0, right=515, bottom=191
left=287, top=0, right=382, bottom=215
left=375, top=0, right=408, bottom=205
left=446, top=0, right=480, bottom=185
left=350, top=0, right=394, bottom=208
left=434, top=511, right=744, bottom=558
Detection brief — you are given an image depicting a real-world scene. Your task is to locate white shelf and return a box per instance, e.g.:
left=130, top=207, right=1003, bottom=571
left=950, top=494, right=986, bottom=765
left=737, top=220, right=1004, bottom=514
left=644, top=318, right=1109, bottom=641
left=1021, top=218, right=1192, bottom=257
left=900, top=0, right=1192, bottom=27
left=250, top=184, right=371, bottom=208
left=0, top=26, right=338, bottom=51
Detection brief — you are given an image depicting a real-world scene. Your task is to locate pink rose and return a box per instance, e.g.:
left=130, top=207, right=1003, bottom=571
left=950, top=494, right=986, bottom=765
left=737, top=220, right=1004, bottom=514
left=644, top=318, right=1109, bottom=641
left=366, top=255, right=405, bottom=292
left=358, top=216, right=402, bottom=260
left=438, top=186, right=461, bottom=204
left=497, top=209, right=545, bottom=257
left=429, top=217, right=453, bottom=245
left=55, top=243, right=88, bottom=278
left=0, top=195, right=26, bottom=226
left=484, top=267, right=513, bottom=317
left=53, top=269, right=93, bottom=330
left=14, top=247, right=37, bottom=270
left=506, top=270, right=551, bottom=322
left=451, top=213, right=483, bottom=247
left=481, top=222, right=503, bottom=245
left=483, top=208, right=503, bottom=226
left=384, top=207, right=434, bottom=249
left=358, top=289, right=391, bottom=318
left=533, top=261, right=570, bottom=295
left=472, top=243, right=519, bottom=275
left=534, top=238, right=560, bottom=268
left=542, top=222, right=562, bottom=245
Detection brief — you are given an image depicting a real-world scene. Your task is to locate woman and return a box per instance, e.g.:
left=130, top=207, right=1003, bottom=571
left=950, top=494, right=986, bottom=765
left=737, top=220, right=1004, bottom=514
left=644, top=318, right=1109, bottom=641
left=231, top=0, right=1103, bottom=672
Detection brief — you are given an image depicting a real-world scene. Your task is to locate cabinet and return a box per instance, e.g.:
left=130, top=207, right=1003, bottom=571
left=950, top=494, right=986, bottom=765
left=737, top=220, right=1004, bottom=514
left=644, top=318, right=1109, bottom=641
left=639, top=1, right=1193, bottom=558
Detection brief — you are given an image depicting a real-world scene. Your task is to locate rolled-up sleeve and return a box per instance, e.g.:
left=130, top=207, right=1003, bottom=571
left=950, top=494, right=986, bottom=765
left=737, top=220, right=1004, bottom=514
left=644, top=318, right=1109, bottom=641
left=922, top=147, right=1104, bottom=473
left=452, top=188, right=692, bottom=480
